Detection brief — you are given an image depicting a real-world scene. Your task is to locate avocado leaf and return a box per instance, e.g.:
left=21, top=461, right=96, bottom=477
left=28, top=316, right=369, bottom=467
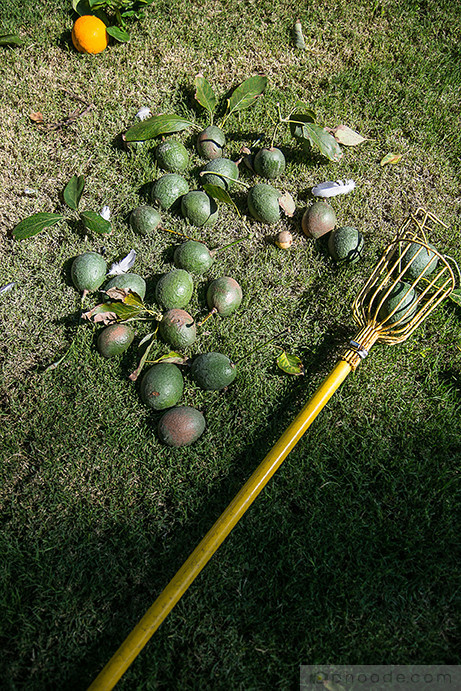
left=194, top=74, right=217, bottom=121
left=225, top=75, right=268, bottom=120
left=63, top=174, right=85, bottom=211
left=80, top=211, right=111, bottom=235
left=202, top=183, right=240, bottom=215
left=124, top=114, right=195, bottom=142
left=12, top=212, right=65, bottom=240
left=276, top=350, right=304, bottom=376
left=0, top=33, right=23, bottom=46
left=293, top=121, right=343, bottom=162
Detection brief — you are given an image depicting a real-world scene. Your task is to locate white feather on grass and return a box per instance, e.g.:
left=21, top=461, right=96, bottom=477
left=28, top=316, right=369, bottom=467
left=107, top=250, right=136, bottom=277
left=135, top=107, right=151, bottom=121
left=311, top=179, right=356, bottom=198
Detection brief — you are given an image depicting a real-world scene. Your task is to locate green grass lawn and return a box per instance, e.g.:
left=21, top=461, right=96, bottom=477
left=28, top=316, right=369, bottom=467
left=1, top=1, right=460, bottom=689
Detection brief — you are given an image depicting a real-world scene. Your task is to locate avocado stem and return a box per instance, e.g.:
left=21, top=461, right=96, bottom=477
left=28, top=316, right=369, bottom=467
left=234, top=327, right=291, bottom=365
left=199, top=170, right=250, bottom=190
left=197, top=307, right=217, bottom=326
left=160, top=226, right=197, bottom=242
left=211, top=237, right=247, bottom=254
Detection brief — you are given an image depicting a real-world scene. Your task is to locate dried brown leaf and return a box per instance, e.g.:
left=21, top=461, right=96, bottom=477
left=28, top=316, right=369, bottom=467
left=30, top=112, right=45, bottom=124
left=278, top=191, right=296, bottom=217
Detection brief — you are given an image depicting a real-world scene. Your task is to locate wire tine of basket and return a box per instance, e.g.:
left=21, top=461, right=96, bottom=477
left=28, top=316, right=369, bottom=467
left=351, top=209, right=456, bottom=345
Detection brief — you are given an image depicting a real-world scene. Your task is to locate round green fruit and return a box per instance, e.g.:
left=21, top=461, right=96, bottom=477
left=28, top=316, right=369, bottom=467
left=302, top=201, right=336, bottom=239
left=129, top=205, right=161, bottom=235
left=151, top=173, right=190, bottom=210
left=158, top=406, right=206, bottom=447
left=174, top=240, right=214, bottom=274
left=247, top=183, right=281, bottom=224
left=201, top=158, right=239, bottom=190
left=207, top=276, right=242, bottom=316
left=377, top=281, right=418, bottom=326
left=190, top=352, right=237, bottom=391
left=97, top=323, right=135, bottom=358
left=71, top=252, right=107, bottom=293
left=181, top=191, right=219, bottom=227
left=328, top=226, right=364, bottom=264
left=401, top=241, right=439, bottom=280
left=196, top=125, right=226, bottom=160
left=155, top=269, right=193, bottom=310
left=104, top=273, right=146, bottom=300
left=253, top=147, right=286, bottom=179
left=159, top=309, right=197, bottom=349
left=155, top=139, right=189, bottom=173
left=140, top=362, right=184, bottom=410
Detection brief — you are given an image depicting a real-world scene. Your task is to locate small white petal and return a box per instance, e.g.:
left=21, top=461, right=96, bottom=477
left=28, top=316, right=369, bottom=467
left=312, top=179, right=356, bottom=198
left=100, top=205, right=111, bottom=220
left=107, top=250, right=137, bottom=276
left=135, top=107, right=151, bottom=121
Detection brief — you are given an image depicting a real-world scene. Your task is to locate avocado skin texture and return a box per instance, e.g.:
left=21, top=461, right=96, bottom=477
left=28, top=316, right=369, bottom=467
left=174, top=241, right=213, bottom=275
left=328, top=226, right=364, bottom=264
left=140, top=362, right=184, bottom=410
left=158, top=406, right=206, bottom=447
left=71, top=252, right=107, bottom=292
left=247, top=183, right=281, bottom=224
left=97, top=323, right=134, bottom=358
left=207, top=277, right=242, bottom=316
left=104, top=273, right=147, bottom=300
left=190, top=352, right=237, bottom=391
left=159, top=309, right=197, bottom=349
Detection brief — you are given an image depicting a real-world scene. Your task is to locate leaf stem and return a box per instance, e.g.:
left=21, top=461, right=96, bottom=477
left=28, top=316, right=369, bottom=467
left=234, top=327, right=291, bottom=365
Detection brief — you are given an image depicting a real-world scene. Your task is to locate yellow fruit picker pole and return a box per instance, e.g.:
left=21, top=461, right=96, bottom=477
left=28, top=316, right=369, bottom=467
left=88, top=358, right=354, bottom=691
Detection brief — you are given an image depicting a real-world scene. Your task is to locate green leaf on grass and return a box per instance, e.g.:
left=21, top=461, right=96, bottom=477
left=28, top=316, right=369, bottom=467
left=288, top=110, right=316, bottom=138
left=129, top=329, right=159, bottom=381
left=106, top=25, right=130, bottom=42
left=380, top=152, right=403, bottom=166
left=153, top=351, right=188, bottom=365
left=448, top=289, right=461, bottom=307
left=124, top=114, right=195, bottom=142
left=276, top=350, right=304, bottom=376
left=225, top=75, right=268, bottom=118
left=293, top=121, right=343, bottom=162
left=194, top=74, right=217, bottom=119
left=63, top=175, right=85, bottom=210
left=202, top=183, right=240, bottom=215
left=80, top=211, right=111, bottom=235
left=0, top=33, right=23, bottom=46
left=13, top=212, right=65, bottom=240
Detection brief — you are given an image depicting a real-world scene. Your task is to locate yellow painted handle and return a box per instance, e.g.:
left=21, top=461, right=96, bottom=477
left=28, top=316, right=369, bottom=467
left=88, top=359, right=352, bottom=690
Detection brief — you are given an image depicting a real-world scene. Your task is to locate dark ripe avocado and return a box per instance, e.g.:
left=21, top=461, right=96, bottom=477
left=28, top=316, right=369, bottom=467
left=247, top=183, right=281, bottom=225
left=190, top=352, right=237, bottom=391
left=174, top=240, right=214, bottom=275
left=158, top=406, right=206, bottom=447
left=159, top=309, right=197, bottom=349
left=206, top=277, right=242, bottom=316
left=71, top=252, right=107, bottom=293
left=104, top=273, right=147, bottom=300
left=196, top=125, right=226, bottom=160
left=301, top=201, right=336, bottom=239
left=97, top=323, right=134, bottom=358
left=140, top=362, right=184, bottom=410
